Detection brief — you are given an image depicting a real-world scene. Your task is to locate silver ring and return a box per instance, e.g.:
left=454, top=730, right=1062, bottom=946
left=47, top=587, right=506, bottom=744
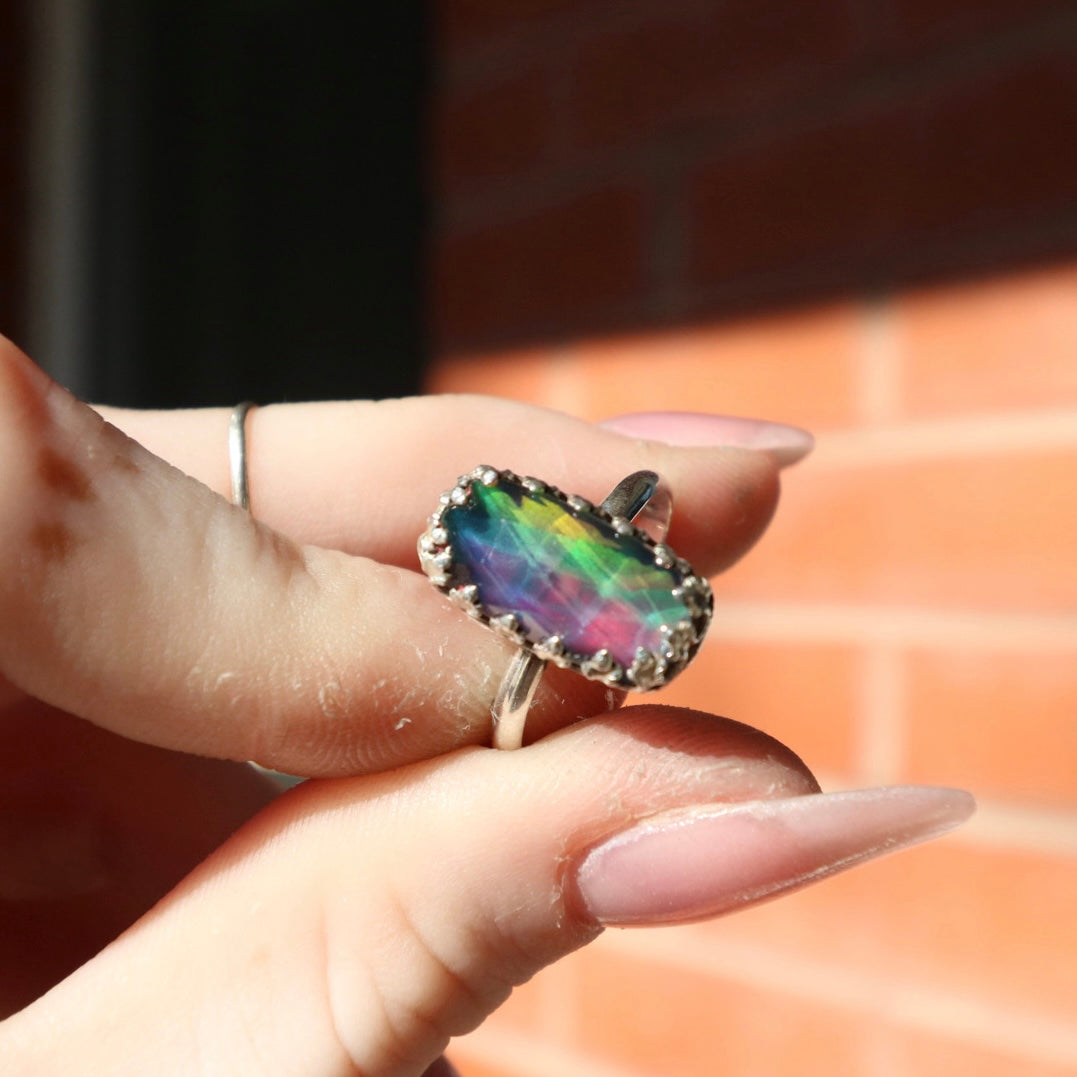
left=229, top=401, right=256, bottom=511
left=418, top=467, right=713, bottom=750
left=229, top=403, right=303, bottom=788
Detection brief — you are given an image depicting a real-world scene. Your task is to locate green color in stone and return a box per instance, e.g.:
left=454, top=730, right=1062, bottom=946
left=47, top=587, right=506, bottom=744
left=444, top=477, right=695, bottom=670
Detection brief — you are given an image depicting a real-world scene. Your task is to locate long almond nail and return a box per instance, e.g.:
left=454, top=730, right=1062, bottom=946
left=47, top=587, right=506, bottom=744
left=575, top=786, right=975, bottom=926
left=599, top=411, right=814, bottom=467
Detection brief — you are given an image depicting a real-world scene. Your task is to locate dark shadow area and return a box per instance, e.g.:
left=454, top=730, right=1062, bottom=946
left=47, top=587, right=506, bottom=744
left=7, top=3, right=1076, bottom=397
left=83, top=0, right=428, bottom=407
left=432, top=0, right=1077, bottom=356
left=0, top=0, right=30, bottom=343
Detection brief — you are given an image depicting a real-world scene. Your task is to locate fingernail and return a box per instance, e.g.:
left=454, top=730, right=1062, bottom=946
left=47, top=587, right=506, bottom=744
left=575, top=786, right=975, bottom=926
left=600, top=412, right=814, bottom=467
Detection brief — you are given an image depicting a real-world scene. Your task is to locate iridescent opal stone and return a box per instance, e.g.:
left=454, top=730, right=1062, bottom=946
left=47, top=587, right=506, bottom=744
left=440, top=475, right=699, bottom=673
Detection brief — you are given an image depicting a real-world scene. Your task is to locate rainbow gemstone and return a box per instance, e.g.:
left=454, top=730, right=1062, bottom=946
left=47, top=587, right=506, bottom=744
left=418, top=467, right=712, bottom=689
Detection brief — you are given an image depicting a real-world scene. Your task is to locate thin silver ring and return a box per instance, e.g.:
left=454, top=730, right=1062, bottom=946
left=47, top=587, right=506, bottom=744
left=228, top=404, right=303, bottom=789
left=229, top=401, right=256, bottom=511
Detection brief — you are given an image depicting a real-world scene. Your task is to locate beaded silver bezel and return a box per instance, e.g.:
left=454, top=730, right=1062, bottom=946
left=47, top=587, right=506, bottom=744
left=417, top=465, right=713, bottom=690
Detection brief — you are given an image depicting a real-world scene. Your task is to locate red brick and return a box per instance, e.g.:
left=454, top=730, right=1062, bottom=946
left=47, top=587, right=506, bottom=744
left=569, top=302, right=861, bottom=429
left=446, top=1055, right=513, bottom=1077
left=450, top=1030, right=622, bottom=1077
left=906, top=48, right=1077, bottom=232
left=724, top=450, right=1077, bottom=613
left=569, top=1, right=860, bottom=150
left=433, top=186, right=649, bottom=349
left=687, top=45, right=1077, bottom=292
left=688, top=106, right=912, bottom=285
left=425, top=345, right=573, bottom=405
left=574, top=944, right=873, bottom=1076
left=427, top=301, right=861, bottom=428
left=904, top=648, right=1077, bottom=808
left=465, top=835, right=1077, bottom=1074
left=438, top=0, right=595, bottom=51
left=435, top=64, right=556, bottom=191
left=880, top=1024, right=1077, bottom=1077
left=451, top=842, right=1077, bottom=1074
left=888, top=0, right=1072, bottom=51
left=898, top=263, right=1077, bottom=416
left=656, top=641, right=861, bottom=779
left=698, top=840, right=1077, bottom=1026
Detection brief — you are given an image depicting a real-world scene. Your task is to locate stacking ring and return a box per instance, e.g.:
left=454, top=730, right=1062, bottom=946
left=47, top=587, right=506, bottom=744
left=228, top=401, right=257, bottom=512
left=418, top=466, right=713, bottom=749
left=228, top=402, right=308, bottom=787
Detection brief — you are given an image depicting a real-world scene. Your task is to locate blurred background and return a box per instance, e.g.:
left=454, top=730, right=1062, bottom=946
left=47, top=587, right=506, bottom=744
left=3, top=1, right=1076, bottom=1075
left=2, top=1, right=427, bottom=404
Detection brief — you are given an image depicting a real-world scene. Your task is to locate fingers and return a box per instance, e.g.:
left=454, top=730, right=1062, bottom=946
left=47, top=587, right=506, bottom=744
left=0, top=341, right=584, bottom=771
left=0, top=340, right=781, bottom=774
left=2, top=711, right=816, bottom=1074
left=95, top=395, right=782, bottom=577
left=0, top=381, right=572, bottom=771
left=0, top=709, right=972, bottom=1076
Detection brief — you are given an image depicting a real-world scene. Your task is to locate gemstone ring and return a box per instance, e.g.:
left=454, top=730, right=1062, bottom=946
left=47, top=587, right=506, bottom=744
left=417, top=466, right=713, bottom=749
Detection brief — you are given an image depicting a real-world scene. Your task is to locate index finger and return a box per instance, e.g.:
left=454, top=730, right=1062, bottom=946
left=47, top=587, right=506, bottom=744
left=95, top=396, right=782, bottom=578
left=0, top=339, right=781, bottom=776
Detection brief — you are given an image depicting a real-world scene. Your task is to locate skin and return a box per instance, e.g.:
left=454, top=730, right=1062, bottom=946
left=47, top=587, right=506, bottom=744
left=0, top=337, right=818, bottom=1075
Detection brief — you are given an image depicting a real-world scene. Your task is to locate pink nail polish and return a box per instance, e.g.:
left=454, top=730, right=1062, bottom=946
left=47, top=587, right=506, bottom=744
left=599, top=411, right=815, bottom=467
left=575, top=786, right=975, bottom=926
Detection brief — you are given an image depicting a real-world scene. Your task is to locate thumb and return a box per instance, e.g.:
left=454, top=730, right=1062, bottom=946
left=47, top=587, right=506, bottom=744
left=1, top=709, right=972, bottom=1076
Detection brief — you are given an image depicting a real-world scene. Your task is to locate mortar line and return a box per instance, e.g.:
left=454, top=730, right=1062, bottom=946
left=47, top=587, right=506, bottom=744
left=711, top=602, right=1077, bottom=651
left=856, top=644, right=906, bottom=786
left=812, top=407, right=1077, bottom=465
left=599, top=931, right=1077, bottom=1069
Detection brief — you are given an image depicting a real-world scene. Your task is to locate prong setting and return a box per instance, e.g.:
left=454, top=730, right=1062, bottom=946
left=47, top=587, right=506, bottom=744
left=492, top=612, right=524, bottom=641
left=653, top=543, right=676, bottom=569
left=533, top=635, right=565, bottom=662
left=417, top=465, right=713, bottom=691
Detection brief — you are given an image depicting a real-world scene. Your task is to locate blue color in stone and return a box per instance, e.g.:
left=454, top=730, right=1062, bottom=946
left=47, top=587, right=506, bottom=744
left=443, top=476, right=697, bottom=671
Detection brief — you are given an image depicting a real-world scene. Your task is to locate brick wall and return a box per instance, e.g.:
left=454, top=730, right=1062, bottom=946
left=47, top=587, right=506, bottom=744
left=433, top=0, right=1077, bottom=355
left=429, top=4, right=1077, bottom=1075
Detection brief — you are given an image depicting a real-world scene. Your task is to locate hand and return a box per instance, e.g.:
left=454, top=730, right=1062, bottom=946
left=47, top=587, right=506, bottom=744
left=0, top=338, right=972, bottom=1075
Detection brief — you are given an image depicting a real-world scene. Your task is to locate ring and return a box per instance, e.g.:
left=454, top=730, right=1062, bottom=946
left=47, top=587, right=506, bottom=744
left=229, top=401, right=256, bottom=511
left=228, top=402, right=305, bottom=788
left=418, top=466, right=713, bottom=749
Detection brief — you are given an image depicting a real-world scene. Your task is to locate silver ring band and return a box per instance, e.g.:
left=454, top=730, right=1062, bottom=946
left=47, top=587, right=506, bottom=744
left=228, top=404, right=304, bottom=788
left=229, top=401, right=256, bottom=511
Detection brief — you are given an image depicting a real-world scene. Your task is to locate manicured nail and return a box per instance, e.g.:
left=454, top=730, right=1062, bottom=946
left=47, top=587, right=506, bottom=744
left=575, top=786, right=975, bottom=926
left=600, top=411, right=814, bottom=467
